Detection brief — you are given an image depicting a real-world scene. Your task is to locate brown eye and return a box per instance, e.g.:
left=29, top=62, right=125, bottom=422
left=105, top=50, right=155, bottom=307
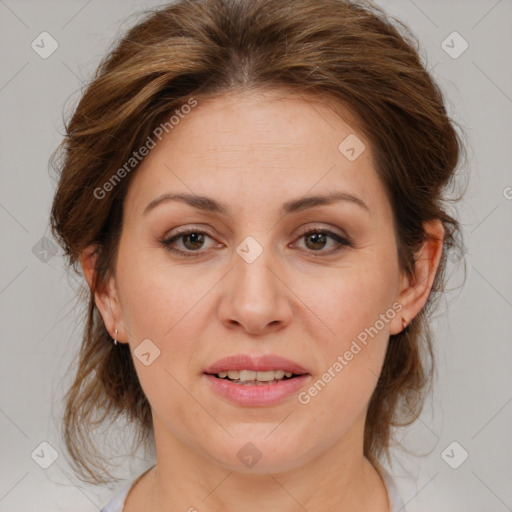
left=160, top=229, right=216, bottom=258
left=304, top=232, right=328, bottom=251
left=181, top=232, right=206, bottom=251
left=295, top=229, right=352, bottom=256
left=160, top=227, right=352, bottom=259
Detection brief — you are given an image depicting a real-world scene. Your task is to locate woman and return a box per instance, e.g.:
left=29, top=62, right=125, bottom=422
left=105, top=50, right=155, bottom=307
left=50, top=0, right=465, bottom=510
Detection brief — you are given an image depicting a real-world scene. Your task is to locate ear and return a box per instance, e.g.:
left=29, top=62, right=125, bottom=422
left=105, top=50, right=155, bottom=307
left=80, top=244, right=129, bottom=344
left=389, top=219, right=445, bottom=335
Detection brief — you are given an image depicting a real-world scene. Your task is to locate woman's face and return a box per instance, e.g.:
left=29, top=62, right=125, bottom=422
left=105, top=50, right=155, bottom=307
left=104, top=89, right=409, bottom=472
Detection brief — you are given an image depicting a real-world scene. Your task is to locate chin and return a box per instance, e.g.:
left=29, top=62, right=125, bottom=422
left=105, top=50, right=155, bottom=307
left=204, top=434, right=314, bottom=474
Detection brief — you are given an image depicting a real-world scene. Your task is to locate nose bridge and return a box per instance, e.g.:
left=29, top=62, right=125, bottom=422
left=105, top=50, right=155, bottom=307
left=218, top=232, right=293, bottom=333
left=233, top=233, right=280, bottom=302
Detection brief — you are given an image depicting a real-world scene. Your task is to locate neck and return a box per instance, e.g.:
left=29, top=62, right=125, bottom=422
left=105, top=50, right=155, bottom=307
left=141, top=414, right=390, bottom=512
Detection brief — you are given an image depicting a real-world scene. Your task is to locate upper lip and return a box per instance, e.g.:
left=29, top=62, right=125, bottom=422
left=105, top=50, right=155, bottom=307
left=204, top=354, right=309, bottom=375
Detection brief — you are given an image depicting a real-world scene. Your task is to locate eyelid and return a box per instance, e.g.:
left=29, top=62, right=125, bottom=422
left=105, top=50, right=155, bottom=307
left=166, top=225, right=215, bottom=237
left=294, top=223, right=348, bottom=239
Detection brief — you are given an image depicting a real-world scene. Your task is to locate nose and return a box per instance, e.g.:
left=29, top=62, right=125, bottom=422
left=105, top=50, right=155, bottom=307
left=217, top=245, right=293, bottom=335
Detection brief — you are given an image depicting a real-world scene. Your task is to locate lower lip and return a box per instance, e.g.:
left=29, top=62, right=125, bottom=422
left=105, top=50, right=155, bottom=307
left=204, top=374, right=311, bottom=406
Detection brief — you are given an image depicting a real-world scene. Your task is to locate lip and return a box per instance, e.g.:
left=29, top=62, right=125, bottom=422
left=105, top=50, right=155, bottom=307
left=203, top=354, right=309, bottom=375
left=204, top=373, right=311, bottom=406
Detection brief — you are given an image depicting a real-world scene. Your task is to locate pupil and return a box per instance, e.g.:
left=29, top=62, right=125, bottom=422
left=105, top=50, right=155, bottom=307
left=306, top=232, right=326, bottom=250
left=184, top=232, right=204, bottom=250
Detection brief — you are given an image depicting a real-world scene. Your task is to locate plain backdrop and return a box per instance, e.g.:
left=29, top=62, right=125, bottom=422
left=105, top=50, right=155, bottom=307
left=0, top=0, right=511, bottom=510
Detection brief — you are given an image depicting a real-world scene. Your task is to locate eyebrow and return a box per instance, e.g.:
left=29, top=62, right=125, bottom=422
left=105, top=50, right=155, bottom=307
left=142, top=191, right=370, bottom=216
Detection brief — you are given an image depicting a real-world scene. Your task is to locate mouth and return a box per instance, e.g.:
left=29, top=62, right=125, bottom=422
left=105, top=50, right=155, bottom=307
left=203, top=353, right=310, bottom=379
left=206, top=369, right=305, bottom=385
left=203, top=354, right=311, bottom=406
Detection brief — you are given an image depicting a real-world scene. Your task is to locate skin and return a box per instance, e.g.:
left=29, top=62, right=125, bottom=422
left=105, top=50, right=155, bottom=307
left=81, top=87, right=444, bottom=512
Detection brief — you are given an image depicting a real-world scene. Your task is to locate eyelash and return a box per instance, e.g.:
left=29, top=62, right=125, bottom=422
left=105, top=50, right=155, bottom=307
left=159, top=227, right=353, bottom=258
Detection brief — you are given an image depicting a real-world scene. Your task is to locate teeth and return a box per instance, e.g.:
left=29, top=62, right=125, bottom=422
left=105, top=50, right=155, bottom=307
left=216, top=370, right=294, bottom=381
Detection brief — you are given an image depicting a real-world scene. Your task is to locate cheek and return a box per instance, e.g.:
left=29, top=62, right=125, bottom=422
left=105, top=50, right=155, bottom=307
left=292, top=253, right=398, bottom=416
left=301, top=254, right=399, bottom=348
left=114, top=247, right=206, bottom=392
left=115, top=258, right=205, bottom=428
left=116, top=242, right=209, bottom=339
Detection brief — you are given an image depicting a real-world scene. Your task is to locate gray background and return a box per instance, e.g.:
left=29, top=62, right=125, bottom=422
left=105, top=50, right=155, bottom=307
left=0, top=0, right=511, bottom=510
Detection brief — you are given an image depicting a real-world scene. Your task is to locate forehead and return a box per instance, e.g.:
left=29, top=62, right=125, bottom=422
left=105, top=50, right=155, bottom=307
left=123, top=88, right=385, bottom=219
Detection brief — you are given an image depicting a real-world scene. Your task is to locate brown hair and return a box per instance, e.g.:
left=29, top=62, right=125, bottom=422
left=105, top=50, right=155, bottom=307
left=50, top=0, right=466, bottom=485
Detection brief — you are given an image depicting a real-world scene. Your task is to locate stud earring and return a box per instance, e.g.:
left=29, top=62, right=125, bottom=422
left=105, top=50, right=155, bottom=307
left=402, top=317, right=408, bottom=331
left=113, top=328, right=118, bottom=346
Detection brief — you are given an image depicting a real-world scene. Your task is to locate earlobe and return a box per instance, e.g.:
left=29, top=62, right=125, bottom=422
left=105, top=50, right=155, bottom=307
left=391, top=220, right=445, bottom=335
left=80, top=244, right=127, bottom=343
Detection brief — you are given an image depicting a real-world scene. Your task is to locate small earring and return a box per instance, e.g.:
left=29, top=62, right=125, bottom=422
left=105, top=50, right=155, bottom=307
left=113, top=328, right=118, bottom=346
left=402, top=317, right=408, bottom=331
